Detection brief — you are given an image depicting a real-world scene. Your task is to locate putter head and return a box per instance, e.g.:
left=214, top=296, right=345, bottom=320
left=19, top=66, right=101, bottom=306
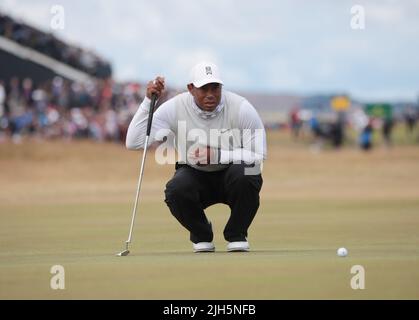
left=116, top=250, right=130, bottom=256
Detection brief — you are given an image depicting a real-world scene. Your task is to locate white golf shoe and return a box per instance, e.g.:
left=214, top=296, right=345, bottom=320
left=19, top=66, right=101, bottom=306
left=227, top=241, right=250, bottom=252
left=193, top=242, right=215, bottom=253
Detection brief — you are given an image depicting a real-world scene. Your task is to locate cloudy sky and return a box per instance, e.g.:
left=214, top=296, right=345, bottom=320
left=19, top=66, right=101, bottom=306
left=1, top=0, right=419, bottom=102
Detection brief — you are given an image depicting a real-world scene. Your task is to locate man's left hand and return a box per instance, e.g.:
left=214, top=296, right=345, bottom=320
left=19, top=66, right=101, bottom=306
left=188, top=146, right=219, bottom=166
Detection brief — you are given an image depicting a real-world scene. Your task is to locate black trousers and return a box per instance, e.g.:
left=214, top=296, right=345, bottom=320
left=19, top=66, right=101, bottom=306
left=164, top=163, right=263, bottom=243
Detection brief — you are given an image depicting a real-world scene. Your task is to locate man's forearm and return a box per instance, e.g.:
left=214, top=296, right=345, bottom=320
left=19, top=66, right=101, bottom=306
left=219, top=148, right=265, bottom=164
left=125, top=98, right=152, bottom=150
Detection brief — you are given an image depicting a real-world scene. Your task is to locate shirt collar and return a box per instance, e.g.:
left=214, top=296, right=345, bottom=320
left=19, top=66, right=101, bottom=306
left=189, top=91, right=225, bottom=120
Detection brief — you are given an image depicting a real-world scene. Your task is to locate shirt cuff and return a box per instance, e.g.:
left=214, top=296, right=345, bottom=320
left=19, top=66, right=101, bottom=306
left=219, top=149, right=231, bottom=164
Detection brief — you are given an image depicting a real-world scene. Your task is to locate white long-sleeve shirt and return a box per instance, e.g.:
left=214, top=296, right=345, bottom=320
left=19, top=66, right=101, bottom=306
left=126, top=90, right=267, bottom=170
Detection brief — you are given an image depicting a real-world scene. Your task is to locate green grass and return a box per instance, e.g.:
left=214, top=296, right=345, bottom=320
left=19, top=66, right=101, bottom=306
left=1, top=199, right=418, bottom=299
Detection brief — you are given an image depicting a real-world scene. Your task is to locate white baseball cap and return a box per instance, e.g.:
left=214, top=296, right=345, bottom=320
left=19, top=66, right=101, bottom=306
left=189, top=61, right=223, bottom=88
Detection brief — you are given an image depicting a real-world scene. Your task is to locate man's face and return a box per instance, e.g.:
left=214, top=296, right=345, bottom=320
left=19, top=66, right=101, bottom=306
left=188, top=82, right=222, bottom=112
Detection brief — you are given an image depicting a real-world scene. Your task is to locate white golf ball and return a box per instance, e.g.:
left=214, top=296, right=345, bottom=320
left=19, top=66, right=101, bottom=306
left=337, top=247, right=348, bottom=257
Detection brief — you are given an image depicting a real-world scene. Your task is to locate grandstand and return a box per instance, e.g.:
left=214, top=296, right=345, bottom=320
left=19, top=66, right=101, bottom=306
left=0, top=12, right=111, bottom=84
left=0, top=12, right=141, bottom=144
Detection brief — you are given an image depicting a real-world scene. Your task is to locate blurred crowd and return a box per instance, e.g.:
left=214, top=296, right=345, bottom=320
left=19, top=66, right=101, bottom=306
left=0, top=13, right=112, bottom=78
left=288, top=105, right=419, bottom=151
left=0, top=76, right=147, bottom=144
left=1, top=75, right=417, bottom=148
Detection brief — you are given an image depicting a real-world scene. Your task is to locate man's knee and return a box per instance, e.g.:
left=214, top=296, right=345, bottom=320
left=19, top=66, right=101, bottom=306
left=164, top=175, right=197, bottom=203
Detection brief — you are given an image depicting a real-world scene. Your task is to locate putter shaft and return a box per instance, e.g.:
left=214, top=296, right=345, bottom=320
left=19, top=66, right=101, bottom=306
left=117, top=94, right=157, bottom=256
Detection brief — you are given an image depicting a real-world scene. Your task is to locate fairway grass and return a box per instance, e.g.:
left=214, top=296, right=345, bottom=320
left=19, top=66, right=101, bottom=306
left=1, top=132, right=419, bottom=299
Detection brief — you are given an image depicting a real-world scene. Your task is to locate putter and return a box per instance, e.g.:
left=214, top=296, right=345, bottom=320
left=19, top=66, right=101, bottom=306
left=117, top=93, right=158, bottom=256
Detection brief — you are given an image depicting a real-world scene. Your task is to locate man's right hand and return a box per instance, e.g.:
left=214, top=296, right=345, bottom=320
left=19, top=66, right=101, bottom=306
left=146, top=76, right=165, bottom=99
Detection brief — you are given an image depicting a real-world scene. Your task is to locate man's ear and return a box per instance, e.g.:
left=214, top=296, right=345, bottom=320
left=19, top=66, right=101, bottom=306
left=187, top=84, right=194, bottom=93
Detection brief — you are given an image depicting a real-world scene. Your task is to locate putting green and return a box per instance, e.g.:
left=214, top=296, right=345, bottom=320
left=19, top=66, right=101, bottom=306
left=1, top=130, right=419, bottom=299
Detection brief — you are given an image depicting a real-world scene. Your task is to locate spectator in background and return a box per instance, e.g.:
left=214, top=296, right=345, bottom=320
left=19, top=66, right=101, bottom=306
left=309, top=113, right=321, bottom=137
left=289, top=107, right=302, bottom=139
left=330, top=112, right=345, bottom=149
left=351, top=107, right=370, bottom=151
left=22, top=78, right=33, bottom=105
left=404, top=106, right=417, bottom=135
left=360, top=120, right=373, bottom=151
left=104, top=105, right=119, bottom=141
left=0, top=79, right=7, bottom=142
left=382, top=113, right=394, bottom=147
left=309, top=113, right=324, bottom=152
left=0, top=80, right=5, bottom=118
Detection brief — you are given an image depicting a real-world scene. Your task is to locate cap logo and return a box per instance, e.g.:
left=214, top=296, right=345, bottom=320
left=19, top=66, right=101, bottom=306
left=205, top=66, right=212, bottom=75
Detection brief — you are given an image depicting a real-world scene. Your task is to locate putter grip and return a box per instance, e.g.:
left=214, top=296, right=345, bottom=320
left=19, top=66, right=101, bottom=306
left=146, top=94, right=158, bottom=136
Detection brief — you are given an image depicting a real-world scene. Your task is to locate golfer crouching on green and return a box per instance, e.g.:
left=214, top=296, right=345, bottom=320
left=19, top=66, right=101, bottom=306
left=126, top=62, right=267, bottom=253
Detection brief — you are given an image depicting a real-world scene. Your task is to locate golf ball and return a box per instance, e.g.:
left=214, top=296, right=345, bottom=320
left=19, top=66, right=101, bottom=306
left=337, top=247, right=348, bottom=257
